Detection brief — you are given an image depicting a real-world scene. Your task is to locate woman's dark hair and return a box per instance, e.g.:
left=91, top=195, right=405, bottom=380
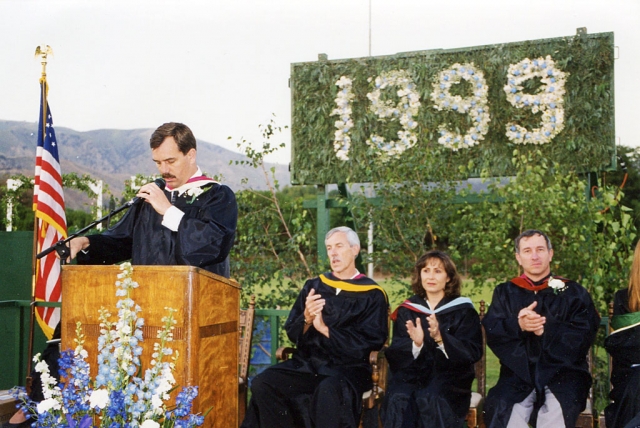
left=410, top=250, right=462, bottom=299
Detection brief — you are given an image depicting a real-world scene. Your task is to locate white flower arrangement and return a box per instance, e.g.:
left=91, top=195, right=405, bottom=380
left=430, top=62, right=491, bottom=151
left=503, top=55, right=568, bottom=145
left=548, top=276, right=567, bottom=295
left=330, top=76, right=355, bottom=161
left=365, top=69, right=421, bottom=160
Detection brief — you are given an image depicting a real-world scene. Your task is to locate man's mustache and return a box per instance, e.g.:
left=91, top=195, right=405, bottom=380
left=162, top=174, right=176, bottom=179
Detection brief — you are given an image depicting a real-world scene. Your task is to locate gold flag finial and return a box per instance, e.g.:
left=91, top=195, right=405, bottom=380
left=34, top=45, right=53, bottom=81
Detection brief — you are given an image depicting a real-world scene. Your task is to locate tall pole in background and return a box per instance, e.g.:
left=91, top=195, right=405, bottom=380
left=367, top=0, right=375, bottom=278
left=368, top=0, right=372, bottom=57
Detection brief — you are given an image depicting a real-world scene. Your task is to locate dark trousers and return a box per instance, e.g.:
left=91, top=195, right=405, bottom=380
left=241, top=364, right=361, bottom=428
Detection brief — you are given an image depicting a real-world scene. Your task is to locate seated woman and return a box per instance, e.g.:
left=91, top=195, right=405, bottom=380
left=381, top=250, right=482, bottom=428
left=605, top=240, right=640, bottom=428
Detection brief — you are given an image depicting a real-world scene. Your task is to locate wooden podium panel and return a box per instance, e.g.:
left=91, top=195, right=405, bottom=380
left=61, top=265, right=241, bottom=428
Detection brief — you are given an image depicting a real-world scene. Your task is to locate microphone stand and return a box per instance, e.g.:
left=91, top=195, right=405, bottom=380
left=36, top=200, right=135, bottom=261
left=38, top=178, right=166, bottom=261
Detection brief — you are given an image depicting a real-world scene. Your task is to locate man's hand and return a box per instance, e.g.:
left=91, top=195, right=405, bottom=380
left=313, top=311, right=329, bottom=338
left=304, top=289, right=328, bottom=335
left=518, top=301, right=546, bottom=336
left=406, top=317, right=425, bottom=347
left=56, top=236, right=90, bottom=263
left=137, top=182, right=172, bottom=216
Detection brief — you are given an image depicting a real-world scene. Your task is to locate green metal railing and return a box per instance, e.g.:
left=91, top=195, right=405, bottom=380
left=254, top=308, right=290, bottom=365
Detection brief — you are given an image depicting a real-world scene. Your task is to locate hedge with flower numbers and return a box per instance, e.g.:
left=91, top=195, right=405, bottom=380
left=290, top=31, right=615, bottom=184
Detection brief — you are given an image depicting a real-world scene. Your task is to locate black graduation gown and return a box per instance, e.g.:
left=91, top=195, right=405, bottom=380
left=284, top=273, right=390, bottom=395
left=242, top=273, right=389, bottom=428
left=482, top=278, right=600, bottom=428
left=382, top=295, right=483, bottom=428
left=77, top=182, right=237, bottom=277
left=604, top=289, right=640, bottom=428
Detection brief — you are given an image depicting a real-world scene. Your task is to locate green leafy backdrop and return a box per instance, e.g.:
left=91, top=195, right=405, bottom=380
left=291, top=32, right=615, bottom=184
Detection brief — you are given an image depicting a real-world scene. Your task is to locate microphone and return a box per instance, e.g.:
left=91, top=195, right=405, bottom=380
left=127, top=178, right=166, bottom=206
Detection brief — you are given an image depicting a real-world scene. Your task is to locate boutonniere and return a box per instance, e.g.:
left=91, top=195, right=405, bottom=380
left=185, top=187, right=205, bottom=204
left=548, top=276, right=567, bottom=295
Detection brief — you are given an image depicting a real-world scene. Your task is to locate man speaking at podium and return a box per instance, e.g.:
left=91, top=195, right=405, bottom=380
left=66, top=122, right=237, bottom=278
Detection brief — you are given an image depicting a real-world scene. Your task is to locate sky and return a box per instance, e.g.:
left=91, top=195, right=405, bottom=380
left=0, top=0, right=638, bottom=165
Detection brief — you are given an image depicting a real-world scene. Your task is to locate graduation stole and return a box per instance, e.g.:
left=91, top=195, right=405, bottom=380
left=318, top=274, right=388, bottom=303
left=510, top=273, right=568, bottom=291
left=390, top=297, right=474, bottom=321
left=166, top=175, right=218, bottom=193
left=610, top=311, right=640, bottom=334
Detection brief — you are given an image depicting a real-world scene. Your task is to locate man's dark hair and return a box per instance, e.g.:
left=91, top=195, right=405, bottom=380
left=514, top=229, right=553, bottom=253
left=150, top=122, right=197, bottom=155
left=410, top=250, right=462, bottom=299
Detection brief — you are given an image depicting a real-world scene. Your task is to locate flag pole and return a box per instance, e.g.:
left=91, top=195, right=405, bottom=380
left=27, top=45, right=52, bottom=389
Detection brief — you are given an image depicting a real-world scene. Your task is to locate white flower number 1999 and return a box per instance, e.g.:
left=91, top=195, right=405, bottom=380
left=330, top=55, right=568, bottom=160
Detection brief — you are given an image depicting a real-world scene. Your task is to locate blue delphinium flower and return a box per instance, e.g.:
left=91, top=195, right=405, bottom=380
left=106, top=390, right=127, bottom=420
left=174, top=386, right=199, bottom=418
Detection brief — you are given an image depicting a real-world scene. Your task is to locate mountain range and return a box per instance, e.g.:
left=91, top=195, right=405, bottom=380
left=0, top=120, right=290, bottom=209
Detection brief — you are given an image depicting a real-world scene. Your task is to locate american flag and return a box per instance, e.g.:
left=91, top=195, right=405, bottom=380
left=33, top=82, right=67, bottom=339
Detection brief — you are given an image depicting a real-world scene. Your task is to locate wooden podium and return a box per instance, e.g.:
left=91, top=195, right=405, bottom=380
left=61, top=265, right=241, bottom=428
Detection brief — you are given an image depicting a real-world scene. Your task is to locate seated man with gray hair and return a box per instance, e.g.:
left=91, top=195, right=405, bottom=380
left=241, top=226, right=389, bottom=428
